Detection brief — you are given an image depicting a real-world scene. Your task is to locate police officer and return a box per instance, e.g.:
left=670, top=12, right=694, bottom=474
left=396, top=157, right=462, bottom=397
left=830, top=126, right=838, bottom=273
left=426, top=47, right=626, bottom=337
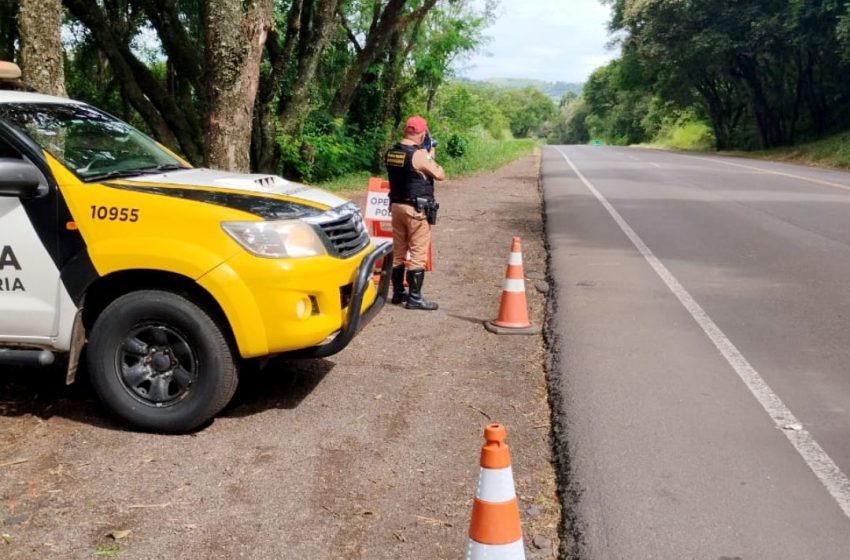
left=385, top=116, right=445, bottom=310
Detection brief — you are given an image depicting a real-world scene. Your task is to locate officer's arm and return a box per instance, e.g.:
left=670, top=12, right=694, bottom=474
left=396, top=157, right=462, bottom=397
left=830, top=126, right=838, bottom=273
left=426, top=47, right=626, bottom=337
left=412, top=149, right=445, bottom=181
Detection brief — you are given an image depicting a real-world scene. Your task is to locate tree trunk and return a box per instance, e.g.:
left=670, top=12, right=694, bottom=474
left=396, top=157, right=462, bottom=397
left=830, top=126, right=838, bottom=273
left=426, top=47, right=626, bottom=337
left=252, top=0, right=303, bottom=173
left=18, top=0, right=66, bottom=96
left=373, top=28, right=407, bottom=166
left=204, top=0, right=273, bottom=171
left=696, top=77, right=745, bottom=151
left=278, top=0, right=340, bottom=136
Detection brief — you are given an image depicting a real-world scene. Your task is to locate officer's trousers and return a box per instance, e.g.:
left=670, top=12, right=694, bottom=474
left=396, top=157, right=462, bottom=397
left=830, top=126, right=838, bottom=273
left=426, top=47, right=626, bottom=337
left=390, top=202, right=430, bottom=269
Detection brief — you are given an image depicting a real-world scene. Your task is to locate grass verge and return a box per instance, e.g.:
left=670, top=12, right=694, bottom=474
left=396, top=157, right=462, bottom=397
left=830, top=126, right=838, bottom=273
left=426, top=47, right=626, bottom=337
left=735, top=131, right=850, bottom=169
left=316, top=136, right=537, bottom=193
left=646, top=122, right=850, bottom=170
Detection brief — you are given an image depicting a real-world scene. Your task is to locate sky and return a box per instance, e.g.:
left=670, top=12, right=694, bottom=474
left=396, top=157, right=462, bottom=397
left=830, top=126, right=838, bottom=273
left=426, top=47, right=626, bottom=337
left=459, top=0, right=618, bottom=84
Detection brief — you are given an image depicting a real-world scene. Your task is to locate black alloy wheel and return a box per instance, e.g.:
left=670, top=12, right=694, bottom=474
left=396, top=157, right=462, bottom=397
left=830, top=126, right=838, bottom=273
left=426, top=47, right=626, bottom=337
left=117, top=323, right=199, bottom=407
left=87, top=290, right=238, bottom=433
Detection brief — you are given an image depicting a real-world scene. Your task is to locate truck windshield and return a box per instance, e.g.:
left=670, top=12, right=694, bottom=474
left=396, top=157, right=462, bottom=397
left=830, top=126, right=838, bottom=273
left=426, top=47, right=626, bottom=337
left=0, top=102, right=189, bottom=181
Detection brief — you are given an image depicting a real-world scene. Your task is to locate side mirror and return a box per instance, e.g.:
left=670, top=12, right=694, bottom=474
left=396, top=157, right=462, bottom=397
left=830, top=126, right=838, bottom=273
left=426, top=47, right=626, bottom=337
left=0, top=158, right=43, bottom=198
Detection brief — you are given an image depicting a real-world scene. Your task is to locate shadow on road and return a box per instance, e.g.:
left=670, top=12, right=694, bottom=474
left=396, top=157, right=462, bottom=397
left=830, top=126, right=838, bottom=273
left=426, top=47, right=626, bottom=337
left=223, top=357, right=335, bottom=417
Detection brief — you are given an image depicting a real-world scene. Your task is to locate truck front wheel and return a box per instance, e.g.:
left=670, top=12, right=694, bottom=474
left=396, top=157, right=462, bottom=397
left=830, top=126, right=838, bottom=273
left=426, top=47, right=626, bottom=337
left=87, top=290, right=238, bottom=433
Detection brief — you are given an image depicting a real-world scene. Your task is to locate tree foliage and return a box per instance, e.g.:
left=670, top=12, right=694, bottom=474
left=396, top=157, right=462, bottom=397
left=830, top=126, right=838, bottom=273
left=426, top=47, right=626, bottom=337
left=555, top=0, right=850, bottom=151
left=1, top=0, right=551, bottom=180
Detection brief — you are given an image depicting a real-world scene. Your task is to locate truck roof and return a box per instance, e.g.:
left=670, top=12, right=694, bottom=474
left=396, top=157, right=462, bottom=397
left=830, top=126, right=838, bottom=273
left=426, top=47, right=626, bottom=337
left=0, top=90, right=83, bottom=105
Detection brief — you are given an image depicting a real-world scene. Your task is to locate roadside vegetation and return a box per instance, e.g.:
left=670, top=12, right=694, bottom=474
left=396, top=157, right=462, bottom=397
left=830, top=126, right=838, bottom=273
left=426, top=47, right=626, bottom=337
left=5, top=0, right=553, bottom=189
left=728, top=131, right=850, bottom=169
left=316, top=80, right=549, bottom=191
left=549, top=1, right=850, bottom=170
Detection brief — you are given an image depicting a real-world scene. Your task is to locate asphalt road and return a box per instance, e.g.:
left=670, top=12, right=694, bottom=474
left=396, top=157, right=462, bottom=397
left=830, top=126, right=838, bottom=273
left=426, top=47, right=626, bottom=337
left=542, top=146, right=850, bottom=559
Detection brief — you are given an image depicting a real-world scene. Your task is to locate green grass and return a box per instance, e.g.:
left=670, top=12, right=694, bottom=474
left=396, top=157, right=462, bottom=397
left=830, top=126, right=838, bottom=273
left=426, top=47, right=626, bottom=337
left=92, top=544, right=125, bottom=557
left=442, top=137, right=536, bottom=176
left=315, top=135, right=536, bottom=193
left=647, top=121, right=850, bottom=170
left=739, top=131, right=850, bottom=169
left=314, top=171, right=375, bottom=193
left=647, top=120, right=715, bottom=151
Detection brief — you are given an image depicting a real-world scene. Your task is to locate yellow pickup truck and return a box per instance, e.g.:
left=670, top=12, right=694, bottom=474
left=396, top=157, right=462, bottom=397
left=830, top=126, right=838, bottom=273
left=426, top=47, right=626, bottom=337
left=0, top=86, right=391, bottom=432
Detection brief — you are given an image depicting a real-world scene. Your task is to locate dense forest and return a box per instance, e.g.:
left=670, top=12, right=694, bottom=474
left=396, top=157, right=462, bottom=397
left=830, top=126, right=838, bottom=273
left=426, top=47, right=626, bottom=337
left=0, top=0, right=556, bottom=183
left=554, top=0, right=850, bottom=153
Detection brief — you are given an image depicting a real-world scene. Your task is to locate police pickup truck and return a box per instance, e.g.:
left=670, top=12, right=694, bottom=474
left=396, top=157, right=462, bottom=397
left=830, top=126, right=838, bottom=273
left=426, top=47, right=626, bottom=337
left=0, top=79, right=391, bottom=432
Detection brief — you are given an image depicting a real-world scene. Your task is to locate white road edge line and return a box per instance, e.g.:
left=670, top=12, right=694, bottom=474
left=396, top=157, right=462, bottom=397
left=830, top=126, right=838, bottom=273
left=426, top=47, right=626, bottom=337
left=684, top=153, right=850, bottom=192
left=553, top=146, right=850, bottom=519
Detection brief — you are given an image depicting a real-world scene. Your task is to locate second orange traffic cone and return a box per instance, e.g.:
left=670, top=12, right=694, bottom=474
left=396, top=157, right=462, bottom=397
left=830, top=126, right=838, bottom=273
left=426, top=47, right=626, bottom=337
left=466, top=424, right=526, bottom=559
left=485, top=237, right=540, bottom=335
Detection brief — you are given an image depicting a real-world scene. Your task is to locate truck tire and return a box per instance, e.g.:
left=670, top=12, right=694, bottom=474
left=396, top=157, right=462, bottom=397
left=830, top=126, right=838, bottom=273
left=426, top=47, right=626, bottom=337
left=87, top=290, right=238, bottom=433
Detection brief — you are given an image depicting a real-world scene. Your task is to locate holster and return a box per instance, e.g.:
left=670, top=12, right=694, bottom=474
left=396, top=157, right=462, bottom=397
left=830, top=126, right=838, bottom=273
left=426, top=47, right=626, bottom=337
left=414, top=197, right=440, bottom=225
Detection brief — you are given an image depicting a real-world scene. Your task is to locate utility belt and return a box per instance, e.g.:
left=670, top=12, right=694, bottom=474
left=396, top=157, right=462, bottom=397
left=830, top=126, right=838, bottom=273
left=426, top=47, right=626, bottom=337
left=395, top=197, right=439, bottom=225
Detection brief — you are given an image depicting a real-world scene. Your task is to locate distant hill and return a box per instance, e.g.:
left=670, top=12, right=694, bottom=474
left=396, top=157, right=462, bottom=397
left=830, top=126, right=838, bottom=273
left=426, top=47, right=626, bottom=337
left=472, top=78, right=583, bottom=101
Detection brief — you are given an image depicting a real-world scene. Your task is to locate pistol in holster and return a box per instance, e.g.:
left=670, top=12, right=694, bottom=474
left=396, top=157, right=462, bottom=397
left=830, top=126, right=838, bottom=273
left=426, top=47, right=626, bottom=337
left=414, top=197, right=439, bottom=225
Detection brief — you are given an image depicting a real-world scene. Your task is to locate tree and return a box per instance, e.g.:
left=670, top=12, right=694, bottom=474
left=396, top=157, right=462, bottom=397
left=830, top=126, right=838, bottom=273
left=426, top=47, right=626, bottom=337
left=64, top=0, right=205, bottom=164
left=329, top=0, right=439, bottom=117
left=27, top=0, right=501, bottom=179
left=497, top=88, right=556, bottom=138
left=18, top=0, right=66, bottom=96
left=204, top=0, right=274, bottom=171
left=606, top=0, right=850, bottom=149
left=410, top=0, right=494, bottom=111
left=551, top=93, right=590, bottom=145
left=581, top=60, right=650, bottom=145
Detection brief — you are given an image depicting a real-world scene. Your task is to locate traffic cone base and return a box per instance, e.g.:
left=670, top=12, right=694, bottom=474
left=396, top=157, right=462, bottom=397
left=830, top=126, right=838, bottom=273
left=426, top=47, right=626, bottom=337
left=485, top=237, right=539, bottom=336
left=484, top=319, right=540, bottom=335
left=465, top=539, right=526, bottom=560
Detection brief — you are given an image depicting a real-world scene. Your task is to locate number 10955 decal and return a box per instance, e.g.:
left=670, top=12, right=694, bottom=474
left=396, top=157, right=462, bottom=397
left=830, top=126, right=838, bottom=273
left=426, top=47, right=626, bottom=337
left=90, top=206, right=139, bottom=222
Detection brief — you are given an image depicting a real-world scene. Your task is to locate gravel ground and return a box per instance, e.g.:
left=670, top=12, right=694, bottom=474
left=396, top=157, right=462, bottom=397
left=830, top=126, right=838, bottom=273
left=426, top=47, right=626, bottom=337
left=0, top=153, right=559, bottom=559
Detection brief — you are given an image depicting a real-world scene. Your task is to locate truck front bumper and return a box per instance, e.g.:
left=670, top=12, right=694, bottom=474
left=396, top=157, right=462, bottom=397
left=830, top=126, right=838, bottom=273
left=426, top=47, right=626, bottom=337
left=280, top=240, right=393, bottom=359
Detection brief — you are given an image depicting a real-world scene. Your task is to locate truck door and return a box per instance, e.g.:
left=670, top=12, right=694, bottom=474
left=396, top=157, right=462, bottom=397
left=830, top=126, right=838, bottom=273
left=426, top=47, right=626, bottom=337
left=0, top=138, right=61, bottom=339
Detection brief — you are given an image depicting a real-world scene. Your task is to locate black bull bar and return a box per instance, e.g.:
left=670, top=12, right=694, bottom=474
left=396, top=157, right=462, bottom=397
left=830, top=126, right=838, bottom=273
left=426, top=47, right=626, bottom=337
left=281, top=240, right=393, bottom=359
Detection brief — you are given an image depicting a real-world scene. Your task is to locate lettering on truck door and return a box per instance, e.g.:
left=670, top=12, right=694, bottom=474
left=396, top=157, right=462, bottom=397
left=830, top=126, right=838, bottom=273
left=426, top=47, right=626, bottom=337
left=0, top=138, right=61, bottom=339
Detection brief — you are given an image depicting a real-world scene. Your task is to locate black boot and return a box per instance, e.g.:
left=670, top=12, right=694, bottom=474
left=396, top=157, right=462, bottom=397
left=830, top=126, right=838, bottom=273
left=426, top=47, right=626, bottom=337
left=405, top=269, right=438, bottom=310
left=391, top=265, right=407, bottom=305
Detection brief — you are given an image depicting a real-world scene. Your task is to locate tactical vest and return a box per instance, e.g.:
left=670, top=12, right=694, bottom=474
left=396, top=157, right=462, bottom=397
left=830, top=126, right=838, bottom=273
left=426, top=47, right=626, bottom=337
left=385, top=143, right=435, bottom=204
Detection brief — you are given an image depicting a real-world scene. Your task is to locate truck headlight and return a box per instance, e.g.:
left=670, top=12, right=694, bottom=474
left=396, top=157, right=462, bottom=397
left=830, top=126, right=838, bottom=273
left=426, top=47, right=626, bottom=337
left=222, top=220, right=327, bottom=258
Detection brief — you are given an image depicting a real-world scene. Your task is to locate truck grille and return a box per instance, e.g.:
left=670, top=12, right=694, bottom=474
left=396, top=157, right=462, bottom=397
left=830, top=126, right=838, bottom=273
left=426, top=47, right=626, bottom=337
left=313, top=204, right=370, bottom=258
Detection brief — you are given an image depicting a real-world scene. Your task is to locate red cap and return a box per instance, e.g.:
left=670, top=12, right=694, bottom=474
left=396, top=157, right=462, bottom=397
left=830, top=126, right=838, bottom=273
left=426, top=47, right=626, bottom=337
left=404, top=116, right=428, bottom=134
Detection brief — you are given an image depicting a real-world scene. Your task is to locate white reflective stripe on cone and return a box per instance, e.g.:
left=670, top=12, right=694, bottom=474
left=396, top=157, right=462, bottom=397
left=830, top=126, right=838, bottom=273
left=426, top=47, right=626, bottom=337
left=475, top=466, right=516, bottom=502
left=502, top=279, right=525, bottom=293
left=465, top=538, right=526, bottom=560
left=508, top=252, right=523, bottom=266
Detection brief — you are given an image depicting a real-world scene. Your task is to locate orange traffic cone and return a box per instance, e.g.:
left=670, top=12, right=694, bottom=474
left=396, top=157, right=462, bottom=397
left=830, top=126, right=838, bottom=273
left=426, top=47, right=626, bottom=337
left=466, top=424, right=526, bottom=559
left=484, top=237, right=540, bottom=335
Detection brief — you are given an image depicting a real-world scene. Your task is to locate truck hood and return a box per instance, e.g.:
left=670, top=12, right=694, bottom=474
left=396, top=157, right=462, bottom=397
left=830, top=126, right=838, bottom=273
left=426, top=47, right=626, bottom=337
left=123, top=168, right=347, bottom=210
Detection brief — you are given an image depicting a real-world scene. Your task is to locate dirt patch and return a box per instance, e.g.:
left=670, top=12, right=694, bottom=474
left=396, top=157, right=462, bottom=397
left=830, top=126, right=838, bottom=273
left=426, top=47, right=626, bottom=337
left=0, top=154, right=559, bottom=559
